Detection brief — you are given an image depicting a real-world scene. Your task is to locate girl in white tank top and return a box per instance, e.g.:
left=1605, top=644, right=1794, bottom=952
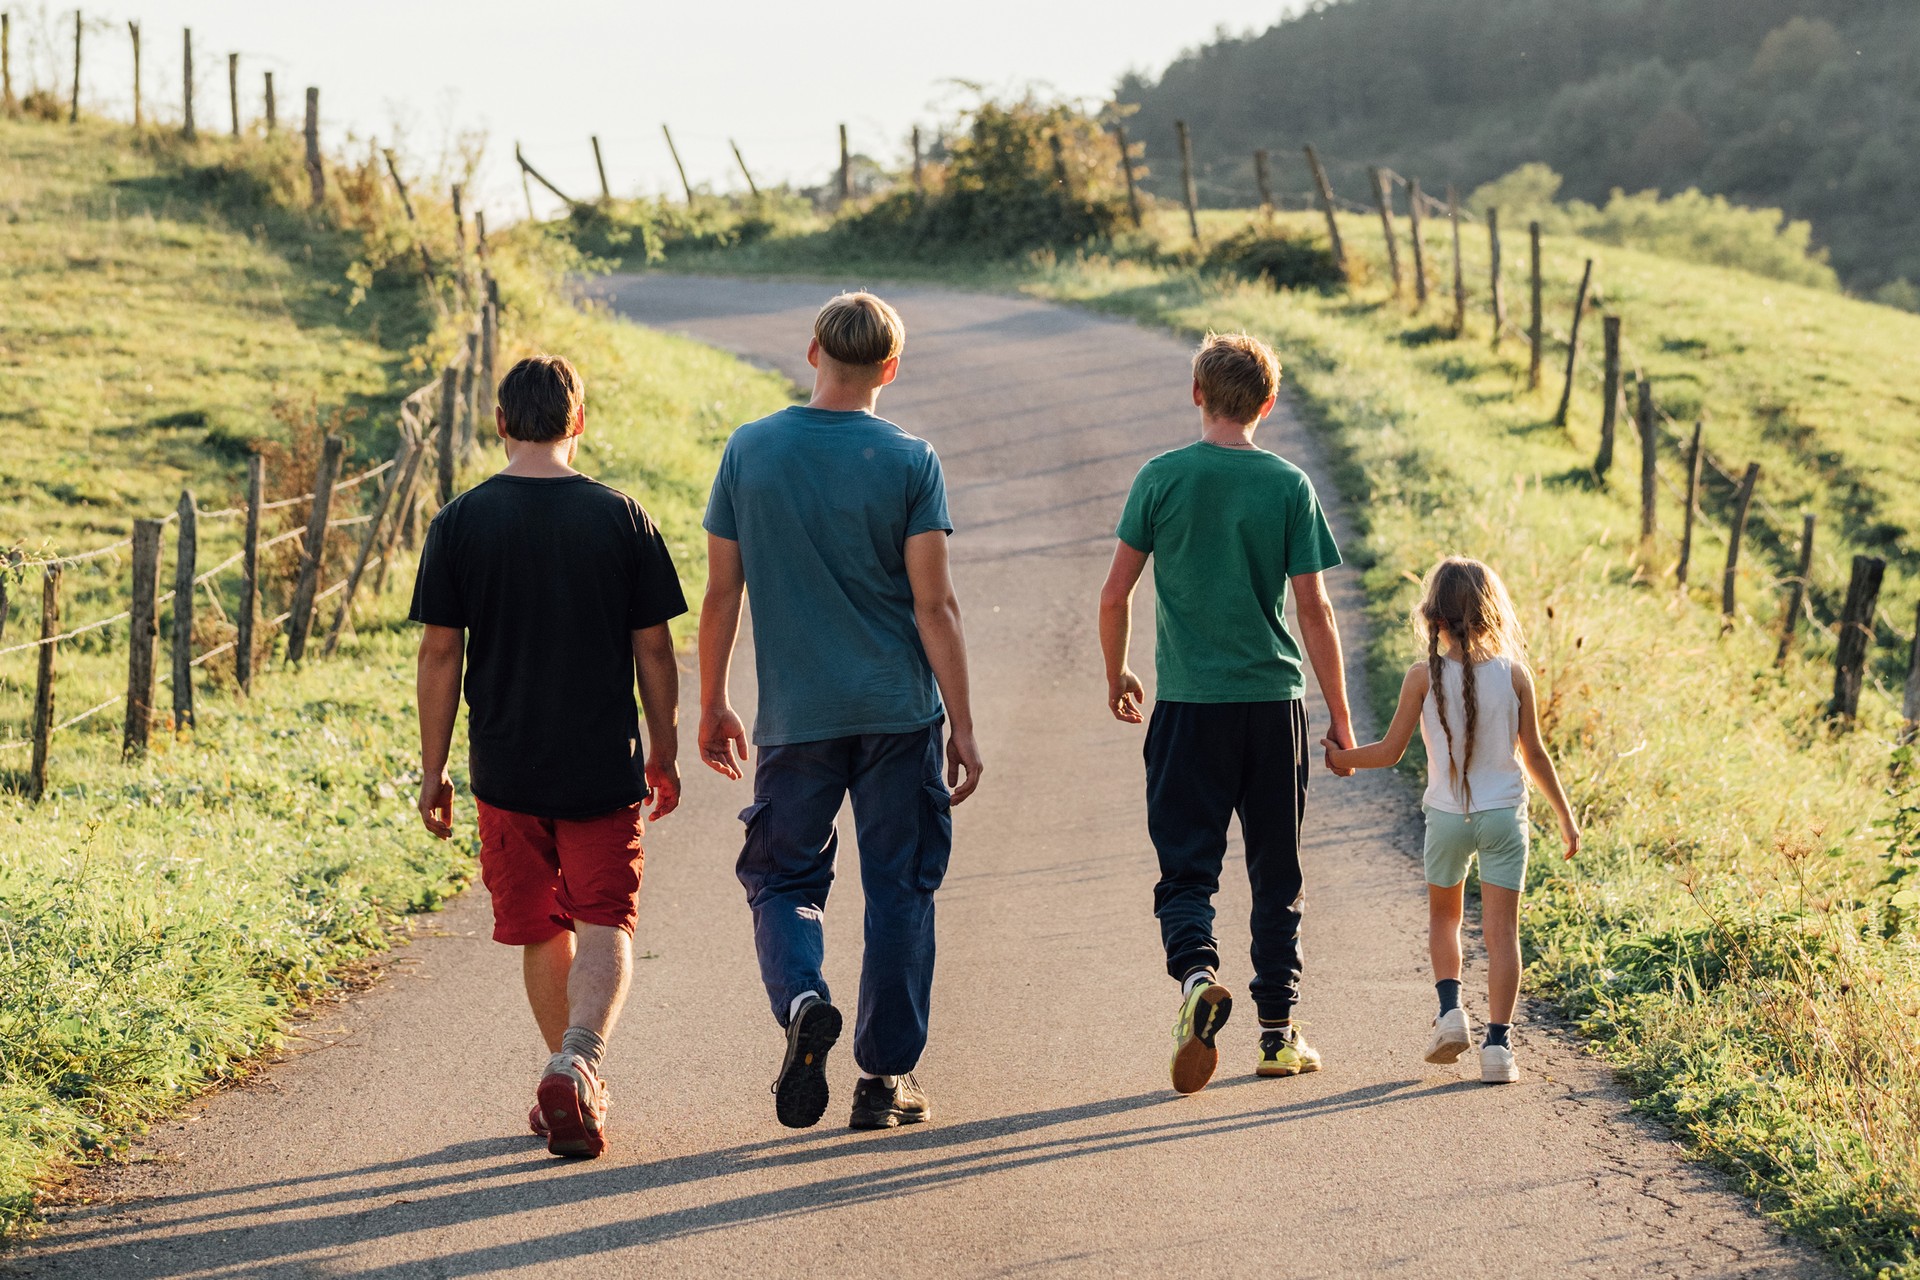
left=1321, top=558, right=1579, bottom=1085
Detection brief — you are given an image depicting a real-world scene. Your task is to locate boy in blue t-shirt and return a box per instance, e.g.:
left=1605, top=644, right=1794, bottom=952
left=699, top=291, right=984, bottom=1132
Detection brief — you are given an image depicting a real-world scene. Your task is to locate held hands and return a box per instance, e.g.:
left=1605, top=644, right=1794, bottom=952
left=418, top=766, right=454, bottom=839
left=947, top=725, right=985, bottom=804
left=1320, top=722, right=1356, bottom=778
left=699, top=704, right=750, bottom=780
left=1108, top=669, right=1146, bottom=724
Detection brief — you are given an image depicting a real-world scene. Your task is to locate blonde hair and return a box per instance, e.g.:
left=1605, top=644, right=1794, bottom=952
left=814, top=291, right=906, bottom=367
left=1193, top=332, right=1281, bottom=424
left=1413, top=557, right=1526, bottom=813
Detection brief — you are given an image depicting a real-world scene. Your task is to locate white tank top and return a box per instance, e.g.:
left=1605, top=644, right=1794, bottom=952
left=1420, top=655, right=1526, bottom=814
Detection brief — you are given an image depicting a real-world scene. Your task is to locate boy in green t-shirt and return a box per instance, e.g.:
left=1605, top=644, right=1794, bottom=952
left=1098, top=332, right=1354, bottom=1096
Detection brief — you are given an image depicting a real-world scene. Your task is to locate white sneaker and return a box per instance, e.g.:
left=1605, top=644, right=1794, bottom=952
left=1424, top=1007, right=1473, bottom=1064
left=1480, top=1042, right=1519, bottom=1084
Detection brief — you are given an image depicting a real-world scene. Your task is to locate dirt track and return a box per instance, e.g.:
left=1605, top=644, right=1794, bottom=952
left=5, top=276, right=1823, bottom=1278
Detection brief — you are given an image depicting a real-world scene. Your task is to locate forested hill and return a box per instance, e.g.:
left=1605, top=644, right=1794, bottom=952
left=1116, top=0, right=1919, bottom=295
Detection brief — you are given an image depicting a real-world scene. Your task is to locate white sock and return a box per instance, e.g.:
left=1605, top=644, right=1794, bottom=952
left=859, top=1071, right=898, bottom=1087
left=788, top=990, right=821, bottom=1023
left=1181, top=969, right=1215, bottom=998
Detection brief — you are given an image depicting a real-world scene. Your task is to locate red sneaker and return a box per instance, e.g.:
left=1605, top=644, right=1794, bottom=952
left=535, top=1057, right=609, bottom=1159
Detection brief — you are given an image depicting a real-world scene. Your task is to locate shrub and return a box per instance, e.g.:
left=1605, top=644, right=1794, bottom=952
left=1202, top=225, right=1346, bottom=293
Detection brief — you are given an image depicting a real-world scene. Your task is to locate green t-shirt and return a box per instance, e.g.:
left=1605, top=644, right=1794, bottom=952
left=1116, top=442, right=1342, bottom=703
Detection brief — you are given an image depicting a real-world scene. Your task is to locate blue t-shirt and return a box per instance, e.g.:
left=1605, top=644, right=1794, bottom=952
left=703, top=405, right=952, bottom=745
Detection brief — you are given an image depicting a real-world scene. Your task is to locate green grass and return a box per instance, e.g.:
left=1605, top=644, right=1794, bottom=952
left=0, top=117, right=789, bottom=1238
left=663, top=209, right=1920, bottom=1275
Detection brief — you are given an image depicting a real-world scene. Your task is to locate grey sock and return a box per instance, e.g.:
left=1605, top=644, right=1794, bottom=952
left=560, top=1026, right=606, bottom=1070
left=1484, top=1022, right=1512, bottom=1049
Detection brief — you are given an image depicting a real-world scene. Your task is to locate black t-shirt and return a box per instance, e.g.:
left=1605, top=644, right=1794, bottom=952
left=409, top=474, right=687, bottom=819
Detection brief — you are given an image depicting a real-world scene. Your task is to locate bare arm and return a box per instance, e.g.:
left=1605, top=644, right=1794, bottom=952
left=1098, top=541, right=1150, bottom=723
left=1324, top=664, right=1428, bottom=772
left=632, top=622, right=681, bottom=819
left=697, top=533, right=750, bottom=780
left=1292, top=571, right=1354, bottom=772
left=416, top=624, right=464, bottom=839
left=1514, top=663, right=1580, bottom=858
left=905, top=529, right=984, bottom=804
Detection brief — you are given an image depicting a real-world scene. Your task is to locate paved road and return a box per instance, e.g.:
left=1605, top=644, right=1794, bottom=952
left=8, top=278, right=1822, bottom=1278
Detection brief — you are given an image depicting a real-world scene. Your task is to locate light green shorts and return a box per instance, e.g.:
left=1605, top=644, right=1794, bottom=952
left=1423, top=805, right=1530, bottom=892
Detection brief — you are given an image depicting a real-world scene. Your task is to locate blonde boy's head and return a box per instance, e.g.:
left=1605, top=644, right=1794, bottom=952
left=1192, top=332, right=1281, bottom=424
left=814, top=292, right=906, bottom=372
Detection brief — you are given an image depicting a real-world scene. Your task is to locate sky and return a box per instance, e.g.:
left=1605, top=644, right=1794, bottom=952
left=21, top=1, right=1299, bottom=222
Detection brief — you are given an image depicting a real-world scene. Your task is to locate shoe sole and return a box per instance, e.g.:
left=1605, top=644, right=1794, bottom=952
left=1170, top=985, right=1233, bottom=1095
left=1256, top=1055, right=1323, bottom=1078
left=536, top=1072, right=606, bottom=1159
left=1425, top=1034, right=1473, bottom=1065
left=775, top=1001, right=843, bottom=1129
left=849, top=1104, right=931, bottom=1131
left=1481, top=1065, right=1520, bottom=1084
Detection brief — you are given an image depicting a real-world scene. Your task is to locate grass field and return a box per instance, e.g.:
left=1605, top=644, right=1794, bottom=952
left=0, top=117, right=789, bottom=1237
left=654, top=205, right=1920, bottom=1275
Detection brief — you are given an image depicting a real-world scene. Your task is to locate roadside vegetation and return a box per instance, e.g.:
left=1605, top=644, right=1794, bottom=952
left=569, top=93, right=1920, bottom=1276
left=0, top=110, right=787, bottom=1236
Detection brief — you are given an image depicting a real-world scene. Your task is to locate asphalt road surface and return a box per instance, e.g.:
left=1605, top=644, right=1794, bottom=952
left=6, top=277, right=1825, bottom=1279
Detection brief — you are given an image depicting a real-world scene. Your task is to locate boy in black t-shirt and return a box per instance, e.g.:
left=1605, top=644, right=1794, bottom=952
left=411, top=354, right=686, bottom=1160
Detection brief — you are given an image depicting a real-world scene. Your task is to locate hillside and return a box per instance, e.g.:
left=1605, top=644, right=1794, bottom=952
left=1114, top=0, right=1920, bottom=300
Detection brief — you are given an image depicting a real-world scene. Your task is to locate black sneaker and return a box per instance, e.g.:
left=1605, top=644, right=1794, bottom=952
left=772, top=996, right=843, bottom=1129
left=848, top=1072, right=931, bottom=1130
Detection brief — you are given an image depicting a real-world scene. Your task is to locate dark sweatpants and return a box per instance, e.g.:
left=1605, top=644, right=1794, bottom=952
left=1144, top=699, right=1309, bottom=1022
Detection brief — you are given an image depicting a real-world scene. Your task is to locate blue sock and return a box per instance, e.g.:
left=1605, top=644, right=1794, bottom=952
left=1485, top=1022, right=1511, bottom=1048
left=1436, top=979, right=1461, bottom=1015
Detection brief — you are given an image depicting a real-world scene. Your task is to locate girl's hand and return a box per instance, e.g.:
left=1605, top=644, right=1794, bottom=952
left=1559, top=816, right=1581, bottom=860
left=1319, top=737, right=1348, bottom=774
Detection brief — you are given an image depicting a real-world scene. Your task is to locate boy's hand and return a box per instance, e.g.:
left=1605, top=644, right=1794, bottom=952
left=646, top=757, right=681, bottom=820
left=947, top=725, right=985, bottom=804
left=1108, top=669, right=1146, bottom=723
left=418, top=766, right=454, bottom=839
left=1559, top=816, right=1581, bottom=860
left=1323, top=723, right=1356, bottom=777
left=1318, top=737, right=1350, bottom=775
left=699, top=705, right=750, bottom=780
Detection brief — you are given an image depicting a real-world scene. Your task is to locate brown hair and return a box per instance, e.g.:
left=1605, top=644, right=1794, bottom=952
left=496, top=354, right=584, bottom=443
left=1193, top=332, right=1281, bottom=424
left=814, top=292, right=906, bottom=367
left=1414, top=557, right=1527, bottom=813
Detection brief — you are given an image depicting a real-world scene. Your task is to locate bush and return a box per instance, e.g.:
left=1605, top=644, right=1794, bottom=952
left=561, top=192, right=818, bottom=266
left=1202, top=225, right=1346, bottom=292
left=840, top=95, right=1132, bottom=259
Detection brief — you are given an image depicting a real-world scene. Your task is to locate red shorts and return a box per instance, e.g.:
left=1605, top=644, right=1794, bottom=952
left=475, top=799, right=645, bottom=945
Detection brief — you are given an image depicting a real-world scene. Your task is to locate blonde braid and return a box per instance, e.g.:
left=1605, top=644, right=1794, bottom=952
left=1458, top=635, right=1478, bottom=814
left=1427, top=627, right=1459, bottom=804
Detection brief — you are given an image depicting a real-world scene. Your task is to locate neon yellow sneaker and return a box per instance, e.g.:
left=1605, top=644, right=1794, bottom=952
left=1169, top=981, right=1234, bottom=1095
left=1256, top=1025, right=1322, bottom=1077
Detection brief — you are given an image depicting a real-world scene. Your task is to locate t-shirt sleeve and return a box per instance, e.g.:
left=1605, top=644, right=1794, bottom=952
left=1285, top=477, right=1343, bottom=577
left=629, top=508, right=690, bottom=631
left=702, top=441, right=739, bottom=541
left=906, top=448, right=953, bottom=537
left=408, top=510, right=465, bottom=628
left=1115, top=468, right=1156, bottom=553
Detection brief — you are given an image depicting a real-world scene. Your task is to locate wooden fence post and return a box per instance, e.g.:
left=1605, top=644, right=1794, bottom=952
left=1830, top=555, right=1886, bottom=721
left=837, top=123, right=851, bottom=205
left=1304, top=145, right=1347, bottom=273
left=1047, top=132, right=1069, bottom=193
left=1115, top=126, right=1142, bottom=228
left=480, top=299, right=497, bottom=430
left=1637, top=378, right=1658, bottom=542
left=1448, top=185, right=1467, bottom=336
left=181, top=27, right=194, bottom=140
left=1370, top=168, right=1402, bottom=297
left=227, top=51, right=238, bottom=137
left=457, top=328, right=480, bottom=457
left=909, top=126, right=922, bottom=191
left=1721, top=463, right=1759, bottom=625
left=2, top=12, right=14, bottom=117
left=263, top=69, right=273, bottom=133
left=29, top=566, right=59, bottom=801
left=1488, top=208, right=1507, bottom=346
left=373, top=425, right=425, bottom=596
left=1902, top=600, right=1920, bottom=744
left=436, top=363, right=459, bottom=503
left=590, top=134, right=610, bottom=201
left=1553, top=259, right=1594, bottom=426
left=1776, top=512, right=1815, bottom=665
left=1596, top=316, right=1621, bottom=478
left=324, top=440, right=415, bottom=657
left=284, top=435, right=343, bottom=663
left=127, top=20, right=139, bottom=126
left=1677, top=422, right=1703, bottom=588
left=1175, top=120, right=1200, bottom=243
left=1528, top=221, right=1543, bottom=390
left=171, top=490, right=196, bottom=731
left=69, top=10, right=81, bottom=124
left=237, top=455, right=261, bottom=692
left=124, top=518, right=163, bottom=757
left=731, top=139, right=759, bottom=197
left=1405, top=178, right=1428, bottom=308
left=1253, top=148, right=1274, bottom=219
left=303, top=87, right=324, bottom=208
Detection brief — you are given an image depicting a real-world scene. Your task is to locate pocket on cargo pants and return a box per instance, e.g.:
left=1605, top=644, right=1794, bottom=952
left=915, top=780, right=954, bottom=892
